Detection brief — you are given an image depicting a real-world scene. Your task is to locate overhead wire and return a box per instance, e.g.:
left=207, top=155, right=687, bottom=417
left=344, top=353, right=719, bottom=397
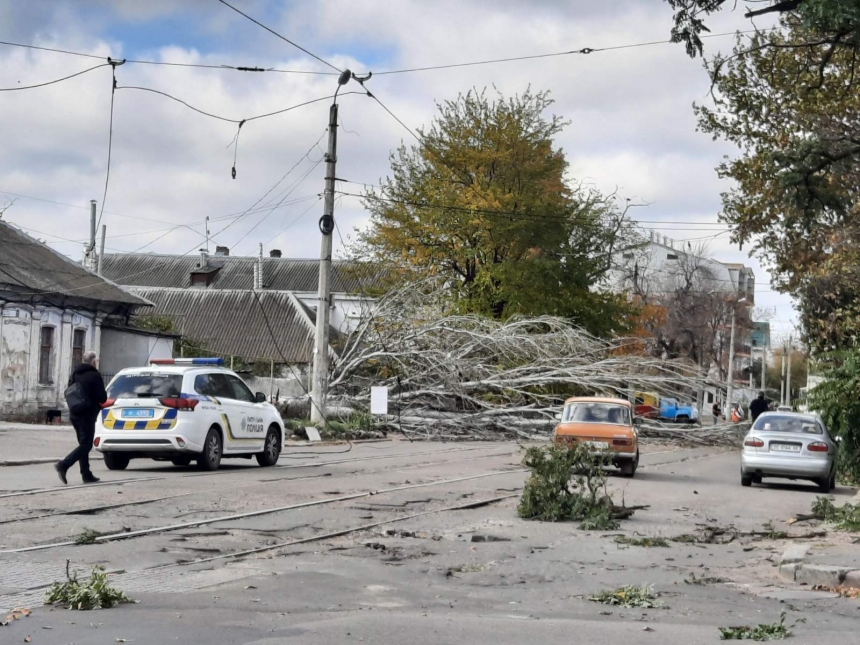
left=214, top=0, right=343, bottom=73
left=0, top=62, right=109, bottom=91
left=96, top=59, right=124, bottom=232
left=0, top=27, right=774, bottom=78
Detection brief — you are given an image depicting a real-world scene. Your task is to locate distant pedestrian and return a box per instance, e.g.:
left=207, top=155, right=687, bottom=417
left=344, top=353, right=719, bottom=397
left=55, top=351, right=107, bottom=485
left=712, top=402, right=721, bottom=426
left=731, top=405, right=742, bottom=424
left=749, top=391, right=769, bottom=422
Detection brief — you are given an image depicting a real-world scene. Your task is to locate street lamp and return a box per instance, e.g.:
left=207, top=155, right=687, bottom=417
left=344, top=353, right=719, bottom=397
left=726, top=297, right=747, bottom=417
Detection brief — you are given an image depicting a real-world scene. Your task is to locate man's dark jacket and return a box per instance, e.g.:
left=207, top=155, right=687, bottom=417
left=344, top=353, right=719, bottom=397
left=69, top=363, right=107, bottom=418
left=750, top=397, right=769, bottom=421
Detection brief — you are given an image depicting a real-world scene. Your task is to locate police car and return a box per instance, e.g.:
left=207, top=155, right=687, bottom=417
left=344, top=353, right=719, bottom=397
left=94, top=358, right=285, bottom=472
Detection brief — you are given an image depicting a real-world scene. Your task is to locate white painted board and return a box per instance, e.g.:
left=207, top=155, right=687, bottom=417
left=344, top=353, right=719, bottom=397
left=370, top=386, right=389, bottom=415
left=304, top=426, right=322, bottom=442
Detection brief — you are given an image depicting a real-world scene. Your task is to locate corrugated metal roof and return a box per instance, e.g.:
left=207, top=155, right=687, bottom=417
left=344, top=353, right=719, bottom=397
left=0, top=221, right=148, bottom=308
left=102, top=253, right=379, bottom=293
left=129, top=287, right=333, bottom=363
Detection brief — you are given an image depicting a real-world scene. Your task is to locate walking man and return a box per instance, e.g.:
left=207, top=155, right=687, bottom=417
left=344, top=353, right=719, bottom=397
left=55, top=351, right=106, bottom=484
left=749, top=391, right=769, bottom=423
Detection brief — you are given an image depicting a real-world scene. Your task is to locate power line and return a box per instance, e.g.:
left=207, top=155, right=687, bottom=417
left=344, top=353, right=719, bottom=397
left=96, top=59, right=124, bottom=232
left=231, top=160, right=322, bottom=251
left=214, top=0, right=342, bottom=74
left=0, top=62, right=109, bottom=91
left=116, top=85, right=367, bottom=124
left=338, top=191, right=731, bottom=231
left=0, top=27, right=773, bottom=78
left=263, top=197, right=323, bottom=246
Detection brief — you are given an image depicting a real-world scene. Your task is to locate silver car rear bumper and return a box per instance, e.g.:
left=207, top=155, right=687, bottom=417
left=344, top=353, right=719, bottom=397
left=741, top=453, right=832, bottom=479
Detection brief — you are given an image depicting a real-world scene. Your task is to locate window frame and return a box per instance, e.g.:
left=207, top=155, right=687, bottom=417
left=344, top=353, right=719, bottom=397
left=71, top=328, right=86, bottom=370
left=39, top=325, right=55, bottom=385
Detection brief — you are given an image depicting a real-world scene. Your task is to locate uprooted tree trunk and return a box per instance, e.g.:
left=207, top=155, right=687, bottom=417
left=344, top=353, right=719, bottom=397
left=328, top=279, right=733, bottom=440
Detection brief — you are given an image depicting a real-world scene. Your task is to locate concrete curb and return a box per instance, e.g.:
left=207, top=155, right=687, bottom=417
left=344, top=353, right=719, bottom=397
left=0, top=456, right=104, bottom=467
left=779, top=543, right=860, bottom=589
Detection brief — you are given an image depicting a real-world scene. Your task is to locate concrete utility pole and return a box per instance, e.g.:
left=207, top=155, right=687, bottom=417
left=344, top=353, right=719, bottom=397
left=780, top=347, right=787, bottom=406
left=786, top=335, right=793, bottom=408
left=761, top=343, right=767, bottom=393
left=97, top=224, right=106, bottom=275
left=725, top=297, right=747, bottom=415
left=88, top=199, right=97, bottom=270
left=310, top=69, right=352, bottom=425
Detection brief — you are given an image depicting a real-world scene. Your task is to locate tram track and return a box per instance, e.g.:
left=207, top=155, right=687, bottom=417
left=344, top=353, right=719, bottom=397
left=4, top=468, right=528, bottom=553
left=0, top=447, right=520, bottom=527
left=0, top=443, right=514, bottom=499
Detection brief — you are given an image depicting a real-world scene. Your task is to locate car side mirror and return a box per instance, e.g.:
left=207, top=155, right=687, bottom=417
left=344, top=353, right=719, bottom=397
left=255, top=392, right=267, bottom=403
left=554, top=413, right=563, bottom=421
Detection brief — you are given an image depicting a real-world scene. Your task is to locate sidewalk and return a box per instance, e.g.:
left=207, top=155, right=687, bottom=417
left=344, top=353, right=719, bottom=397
left=778, top=489, right=860, bottom=589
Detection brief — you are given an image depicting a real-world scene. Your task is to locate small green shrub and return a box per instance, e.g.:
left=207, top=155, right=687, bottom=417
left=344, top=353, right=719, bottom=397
left=45, top=563, right=132, bottom=610
left=74, top=528, right=104, bottom=545
left=518, top=444, right=633, bottom=529
left=810, top=496, right=860, bottom=531
left=614, top=535, right=670, bottom=547
left=719, top=613, right=802, bottom=641
left=589, top=585, right=664, bottom=608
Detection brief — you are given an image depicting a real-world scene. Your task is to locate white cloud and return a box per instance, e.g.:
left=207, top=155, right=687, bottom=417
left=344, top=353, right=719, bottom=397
left=0, top=0, right=794, bottom=322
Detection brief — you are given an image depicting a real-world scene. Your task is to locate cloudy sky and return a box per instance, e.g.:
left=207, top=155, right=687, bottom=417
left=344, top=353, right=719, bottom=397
left=0, top=0, right=795, bottom=337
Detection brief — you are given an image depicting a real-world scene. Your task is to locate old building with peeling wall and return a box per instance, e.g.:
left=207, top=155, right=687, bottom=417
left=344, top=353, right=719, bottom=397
left=0, top=220, right=166, bottom=418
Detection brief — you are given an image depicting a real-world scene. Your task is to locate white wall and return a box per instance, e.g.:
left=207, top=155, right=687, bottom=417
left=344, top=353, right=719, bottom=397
left=99, top=329, right=174, bottom=377
left=293, top=292, right=374, bottom=334
left=0, top=304, right=98, bottom=416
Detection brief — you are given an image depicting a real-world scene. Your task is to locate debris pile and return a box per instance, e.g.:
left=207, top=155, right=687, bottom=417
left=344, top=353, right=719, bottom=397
left=330, top=280, right=726, bottom=441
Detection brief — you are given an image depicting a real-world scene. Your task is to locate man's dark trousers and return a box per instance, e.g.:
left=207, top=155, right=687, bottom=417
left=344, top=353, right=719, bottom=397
left=60, top=412, right=98, bottom=477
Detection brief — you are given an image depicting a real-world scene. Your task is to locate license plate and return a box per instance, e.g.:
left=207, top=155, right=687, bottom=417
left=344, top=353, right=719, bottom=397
left=584, top=441, right=610, bottom=450
left=771, top=443, right=801, bottom=453
left=122, top=409, right=154, bottom=418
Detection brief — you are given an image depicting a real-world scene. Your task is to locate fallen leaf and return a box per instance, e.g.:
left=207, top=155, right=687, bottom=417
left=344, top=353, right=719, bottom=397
left=10, top=609, right=31, bottom=617
left=244, top=585, right=257, bottom=590
left=643, top=626, right=655, bottom=632
left=24, top=637, right=32, bottom=643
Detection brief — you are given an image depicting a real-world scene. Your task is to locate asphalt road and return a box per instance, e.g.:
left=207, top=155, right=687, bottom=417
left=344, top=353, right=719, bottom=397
left=0, top=428, right=858, bottom=644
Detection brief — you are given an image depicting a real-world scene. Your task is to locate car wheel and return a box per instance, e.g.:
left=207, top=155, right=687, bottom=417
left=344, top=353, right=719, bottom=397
left=619, top=452, right=639, bottom=478
left=741, top=473, right=753, bottom=487
left=197, top=428, right=222, bottom=471
left=829, top=471, right=837, bottom=492
left=103, top=453, right=130, bottom=471
left=171, top=457, right=192, bottom=467
left=256, top=426, right=281, bottom=467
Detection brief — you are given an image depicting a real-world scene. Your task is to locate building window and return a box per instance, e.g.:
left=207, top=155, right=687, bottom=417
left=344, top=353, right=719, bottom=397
left=622, top=252, right=634, bottom=259
left=707, top=392, right=714, bottom=403
left=667, top=254, right=679, bottom=260
left=72, top=329, right=86, bottom=368
left=39, top=326, right=55, bottom=384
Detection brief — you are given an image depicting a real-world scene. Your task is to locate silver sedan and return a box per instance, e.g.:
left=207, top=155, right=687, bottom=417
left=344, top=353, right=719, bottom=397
left=741, top=412, right=840, bottom=492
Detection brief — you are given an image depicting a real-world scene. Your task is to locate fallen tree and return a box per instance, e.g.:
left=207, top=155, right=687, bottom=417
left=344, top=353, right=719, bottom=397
left=328, top=280, right=731, bottom=441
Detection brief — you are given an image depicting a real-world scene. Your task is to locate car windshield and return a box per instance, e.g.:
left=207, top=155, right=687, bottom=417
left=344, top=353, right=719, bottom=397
left=564, top=403, right=630, bottom=425
left=107, top=373, right=182, bottom=399
left=752, top=415, right=823, bottom=435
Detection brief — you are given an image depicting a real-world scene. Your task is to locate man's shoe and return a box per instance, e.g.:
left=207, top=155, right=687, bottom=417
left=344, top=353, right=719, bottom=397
left=82, top=475, right=101, bottom=484
left=54, top=462, right=68, bottom=485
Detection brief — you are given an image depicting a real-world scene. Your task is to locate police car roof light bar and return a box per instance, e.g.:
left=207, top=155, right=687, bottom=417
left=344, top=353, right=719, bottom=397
left=150, top=358, right=225, bottom=366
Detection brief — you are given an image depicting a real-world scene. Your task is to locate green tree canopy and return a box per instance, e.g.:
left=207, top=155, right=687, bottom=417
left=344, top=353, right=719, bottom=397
left=683, top=17, right=860, bottom=351
left=352, top=88, right=632, bottom=336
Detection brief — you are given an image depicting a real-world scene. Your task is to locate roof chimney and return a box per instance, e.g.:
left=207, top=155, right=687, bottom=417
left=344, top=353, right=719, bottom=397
left=256, top=243, right=264, bottom=289
left=214, top=245, right=229, bottom=256
left=269, top=249, right=282, bottom=258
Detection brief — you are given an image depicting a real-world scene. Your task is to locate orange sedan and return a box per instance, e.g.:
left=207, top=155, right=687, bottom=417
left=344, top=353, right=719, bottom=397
left=553, top=397, right=640, bottom=477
